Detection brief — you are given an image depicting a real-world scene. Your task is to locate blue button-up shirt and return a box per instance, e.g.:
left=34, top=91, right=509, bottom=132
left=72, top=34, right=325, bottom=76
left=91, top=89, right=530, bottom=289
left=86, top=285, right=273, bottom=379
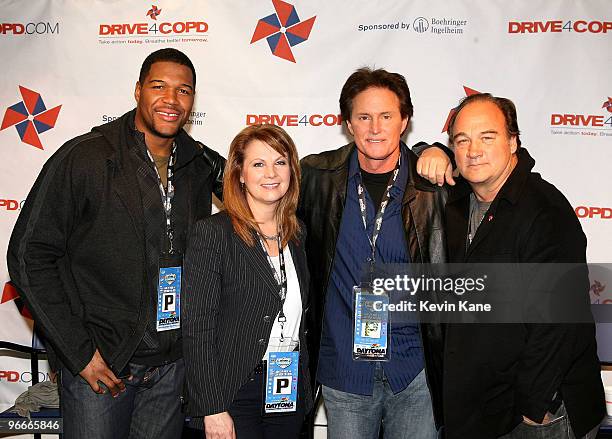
left=317, top=144, right=424, bottom=395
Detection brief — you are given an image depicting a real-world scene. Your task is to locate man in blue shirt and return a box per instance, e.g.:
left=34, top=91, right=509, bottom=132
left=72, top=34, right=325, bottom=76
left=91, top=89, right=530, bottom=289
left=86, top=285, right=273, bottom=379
left=298, top=68, right=447, bottom=438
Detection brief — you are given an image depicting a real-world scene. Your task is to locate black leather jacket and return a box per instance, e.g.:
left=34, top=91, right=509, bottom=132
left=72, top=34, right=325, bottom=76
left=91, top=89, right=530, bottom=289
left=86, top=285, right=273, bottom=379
left=297, top=141, right=447, bottom=426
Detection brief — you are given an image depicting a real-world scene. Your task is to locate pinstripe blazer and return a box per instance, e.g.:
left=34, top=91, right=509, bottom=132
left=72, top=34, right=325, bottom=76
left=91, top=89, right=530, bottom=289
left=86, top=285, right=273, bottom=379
left=183, top=211, right=313, bottom=421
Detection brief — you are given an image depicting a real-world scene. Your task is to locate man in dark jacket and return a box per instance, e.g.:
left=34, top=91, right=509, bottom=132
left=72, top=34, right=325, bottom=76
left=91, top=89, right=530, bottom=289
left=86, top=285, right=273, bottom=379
left=7, top=48, right=224, bottom=439
left=441, top=93, right=605, bottom=438
left=298, top=68, right=447, bottom=438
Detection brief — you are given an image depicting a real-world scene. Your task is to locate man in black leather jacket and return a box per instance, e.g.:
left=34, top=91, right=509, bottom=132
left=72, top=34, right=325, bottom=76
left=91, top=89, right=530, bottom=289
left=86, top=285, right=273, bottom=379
left=297, top=67, right=447, bottom=438
left=7, top=48, right=224, bottom=439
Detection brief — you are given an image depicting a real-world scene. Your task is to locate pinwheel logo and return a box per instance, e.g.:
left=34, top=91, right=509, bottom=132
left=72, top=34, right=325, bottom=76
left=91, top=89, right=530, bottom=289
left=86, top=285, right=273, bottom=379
left=250, top=0, right=316, bottom=63
left=442, top=86, right=481, bottom=133
left=1, top=86, right=61, bottom=150
left=551, top=97, right=612, bottom=130
left=2, top=282, right=32, bottom=320
left=147, top=5, right=161, bottom=21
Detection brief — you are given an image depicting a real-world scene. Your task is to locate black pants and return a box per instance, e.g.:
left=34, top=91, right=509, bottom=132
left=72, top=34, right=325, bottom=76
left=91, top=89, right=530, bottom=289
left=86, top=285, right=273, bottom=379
left=228, top=368, right=305, bottom=439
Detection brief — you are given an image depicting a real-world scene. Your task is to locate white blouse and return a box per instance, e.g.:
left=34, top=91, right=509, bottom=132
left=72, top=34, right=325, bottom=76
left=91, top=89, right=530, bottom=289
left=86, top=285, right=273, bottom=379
left=263, top=245, right=302, bottom=360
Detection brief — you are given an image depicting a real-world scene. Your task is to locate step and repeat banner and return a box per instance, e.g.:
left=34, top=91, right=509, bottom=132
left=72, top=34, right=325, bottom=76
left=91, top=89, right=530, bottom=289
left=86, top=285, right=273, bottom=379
left=0, top=0, right=610, bottom=435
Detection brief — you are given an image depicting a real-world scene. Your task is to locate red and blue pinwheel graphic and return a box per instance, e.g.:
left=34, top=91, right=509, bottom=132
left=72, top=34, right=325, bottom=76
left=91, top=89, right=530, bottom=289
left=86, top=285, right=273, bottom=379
left=2, top=282, right=32, bottom=320
left=147, top=5, right=161, bottom=20
left=1, top=86, right=61, bottom=150
left=250, top=0, right=316, bottom=63
left=442, top=86, right=482, bottom=133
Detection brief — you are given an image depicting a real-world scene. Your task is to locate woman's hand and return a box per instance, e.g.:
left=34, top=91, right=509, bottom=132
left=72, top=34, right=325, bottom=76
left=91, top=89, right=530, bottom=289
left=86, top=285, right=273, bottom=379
left=204, top=412, right=236, bottom=439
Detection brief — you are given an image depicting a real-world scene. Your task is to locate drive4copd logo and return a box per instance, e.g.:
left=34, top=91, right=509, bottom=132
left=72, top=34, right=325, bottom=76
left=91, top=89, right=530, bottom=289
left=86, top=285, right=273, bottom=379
left=550, top=96, right=612, bottom=138
left=1, top=86, right=61, bottom=150
left=251, top=0, right=316, bottom=63
left=98, top=4, right=209, bottom=45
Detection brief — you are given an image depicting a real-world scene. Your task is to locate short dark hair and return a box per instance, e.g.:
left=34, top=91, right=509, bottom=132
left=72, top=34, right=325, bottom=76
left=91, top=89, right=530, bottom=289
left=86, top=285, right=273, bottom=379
left=339, top=67, right=413, bottom=122
left=448, top=93, right=522, bottom=147
left=138, top=48, right=196, bottom=89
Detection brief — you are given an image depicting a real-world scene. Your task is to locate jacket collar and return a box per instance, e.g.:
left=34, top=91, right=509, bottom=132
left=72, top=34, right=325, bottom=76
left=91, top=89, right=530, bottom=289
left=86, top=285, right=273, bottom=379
left=347, top=144, right=409, bottom=201
left=89, top=110, right=144, bottom=241
left=229, top=219, right=308, bottom=305
left=306, top=142, right=354, bottom=171
left=92, top=109, right=203, bottom=172
left=88, top=110, right=207, bottom=242
left=401, top=142, right=440, bottom=206
left=233, top=229, right=282, bottom=300
left=309, top=141, right=437, bottom=192
left=494, top=147, right=535, bottom=205
left=446, top=148, right=536, bottom=261
left=447, top=147, right=535, bottom=206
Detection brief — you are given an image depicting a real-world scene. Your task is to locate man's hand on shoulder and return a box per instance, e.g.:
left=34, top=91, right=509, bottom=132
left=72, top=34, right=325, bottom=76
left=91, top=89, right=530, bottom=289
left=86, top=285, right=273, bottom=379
left=79, top=349, right=125, bottom=396
left=416, top=146, right=456, bottom=186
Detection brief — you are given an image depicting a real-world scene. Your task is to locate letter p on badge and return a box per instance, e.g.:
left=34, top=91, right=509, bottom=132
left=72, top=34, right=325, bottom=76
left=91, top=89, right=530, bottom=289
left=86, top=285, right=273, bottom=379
left=156, top=266, right=181, bottom=331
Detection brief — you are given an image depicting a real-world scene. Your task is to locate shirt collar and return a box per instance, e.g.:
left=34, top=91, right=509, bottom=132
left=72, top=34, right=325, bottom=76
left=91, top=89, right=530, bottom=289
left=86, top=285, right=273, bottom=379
left=349, top=143, right=409, bottom=200
left=127, top=113, right=201, bottom=171
left=128, top=114, right=149, bottom=159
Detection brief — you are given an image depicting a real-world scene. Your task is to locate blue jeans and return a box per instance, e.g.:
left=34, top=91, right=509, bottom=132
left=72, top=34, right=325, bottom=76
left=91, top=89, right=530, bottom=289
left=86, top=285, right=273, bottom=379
left=61, top=359, right=185, bottom=439
left=322, top=366, right=437, bottom=439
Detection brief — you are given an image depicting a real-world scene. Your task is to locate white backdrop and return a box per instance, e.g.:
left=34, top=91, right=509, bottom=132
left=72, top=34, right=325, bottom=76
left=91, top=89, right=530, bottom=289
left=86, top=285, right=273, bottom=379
left=1, top=0, right=610, bottom=436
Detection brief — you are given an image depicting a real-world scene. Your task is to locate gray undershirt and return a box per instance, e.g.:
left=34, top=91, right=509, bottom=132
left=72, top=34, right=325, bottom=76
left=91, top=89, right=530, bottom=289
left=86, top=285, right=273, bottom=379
left=467, top=193, right=492, bottom=249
